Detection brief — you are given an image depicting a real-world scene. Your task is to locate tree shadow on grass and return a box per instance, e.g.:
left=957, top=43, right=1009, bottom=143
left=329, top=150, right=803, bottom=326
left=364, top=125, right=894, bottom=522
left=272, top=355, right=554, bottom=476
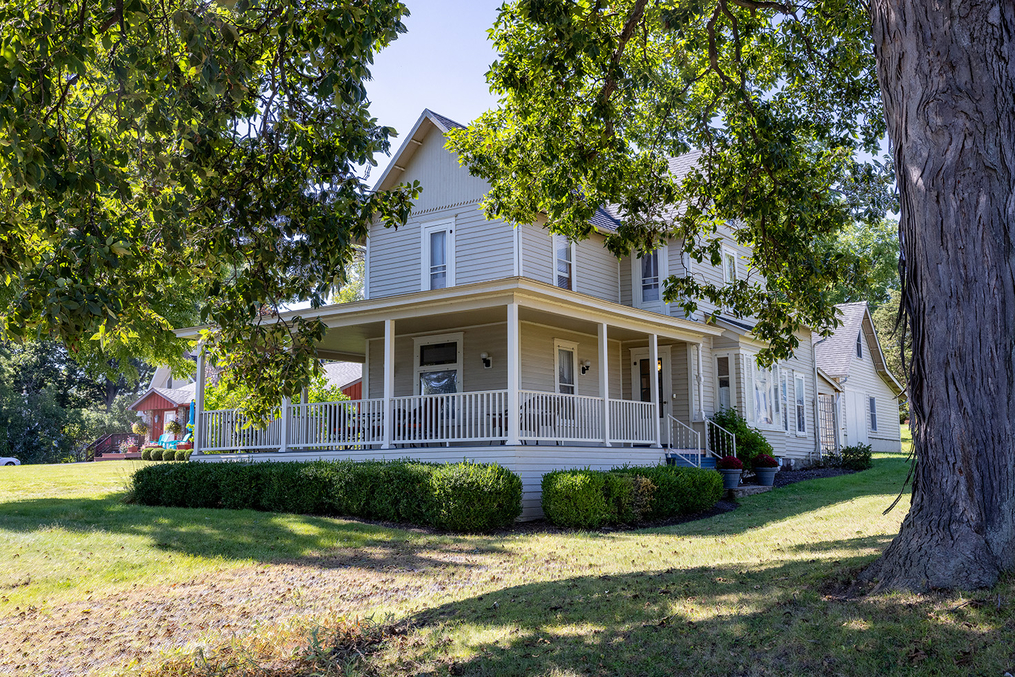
left=0, top=495, right=508, bottom=573
left=378, top=540, right=1014, bottom=677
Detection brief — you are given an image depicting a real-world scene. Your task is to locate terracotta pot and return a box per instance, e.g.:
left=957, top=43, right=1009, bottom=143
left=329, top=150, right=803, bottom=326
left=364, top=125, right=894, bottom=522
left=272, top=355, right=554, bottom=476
left=127, top=445, right=139, bottom=454
left=177, top=443, right=193, bottom=450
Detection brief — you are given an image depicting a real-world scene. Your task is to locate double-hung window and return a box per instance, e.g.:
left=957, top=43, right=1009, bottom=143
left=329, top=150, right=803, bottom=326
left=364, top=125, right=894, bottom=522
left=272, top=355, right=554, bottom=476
left=554, top=234, right=575, bottom=290
left=794, top=374, right=806, bottom=434
left=869, top=396, right=878, bottom=432
left=414, top=334, right=462, bottom=395
left=554, top=340, right=578, bottom=395
left=716, top=355, right=733, bottom=411
left=751, top=360, right=775, bottom=426
left=422, top=220, right=455, bottom=291
left=641, top=250, right=660, bottom=303
left=723, top=248, right=738, bottom=285
left=780, top=370, right=790, bottom=432
left=856, top=332, right=864, bottom=359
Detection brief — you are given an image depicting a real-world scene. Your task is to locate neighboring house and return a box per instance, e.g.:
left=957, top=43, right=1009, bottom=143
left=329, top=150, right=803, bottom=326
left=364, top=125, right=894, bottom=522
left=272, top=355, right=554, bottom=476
left=323, top=362, right=362, bottom=400
left=178, top=108, right=833, bottom=517
left=814, top=302, right=905, bottom=453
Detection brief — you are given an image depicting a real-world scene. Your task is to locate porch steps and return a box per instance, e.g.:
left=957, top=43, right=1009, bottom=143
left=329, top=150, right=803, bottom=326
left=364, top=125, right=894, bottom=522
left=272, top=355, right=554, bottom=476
left=665, top=452, right=717, bottom=469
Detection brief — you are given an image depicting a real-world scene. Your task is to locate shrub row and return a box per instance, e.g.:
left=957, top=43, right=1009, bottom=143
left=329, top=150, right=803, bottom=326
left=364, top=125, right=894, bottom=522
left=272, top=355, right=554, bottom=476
left=541, top=465, right=724, bottom=529
left=140, top=448, right=192, bottom=461
left=130, top=459, right=522, bottom=533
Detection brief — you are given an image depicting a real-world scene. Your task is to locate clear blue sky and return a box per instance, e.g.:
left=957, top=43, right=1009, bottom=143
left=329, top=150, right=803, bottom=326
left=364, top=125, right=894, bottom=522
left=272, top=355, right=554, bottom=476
left=365, top=0, right=502, bottom=169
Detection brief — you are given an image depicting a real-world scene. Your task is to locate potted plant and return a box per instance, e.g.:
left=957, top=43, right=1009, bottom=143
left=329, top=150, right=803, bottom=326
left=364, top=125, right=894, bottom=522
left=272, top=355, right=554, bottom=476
left=165, top=419, right=183, bottom=436
left=132, top=421, right=149, bottom=438
left=120, top=437, right=139, bottom=455
left=753, top=453, right=780, bottom=487
left=717, top=455, right=743, bottom=490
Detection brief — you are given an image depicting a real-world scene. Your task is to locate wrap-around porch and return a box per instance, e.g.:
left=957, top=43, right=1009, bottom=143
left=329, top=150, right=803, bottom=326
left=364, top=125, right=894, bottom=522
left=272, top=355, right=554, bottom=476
left=190, top=279, right=730, bottom=463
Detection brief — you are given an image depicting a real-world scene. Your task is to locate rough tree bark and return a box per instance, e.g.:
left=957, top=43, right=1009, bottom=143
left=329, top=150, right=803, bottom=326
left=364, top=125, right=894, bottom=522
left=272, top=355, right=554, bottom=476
left=862, top=0, right=1015, bottom=590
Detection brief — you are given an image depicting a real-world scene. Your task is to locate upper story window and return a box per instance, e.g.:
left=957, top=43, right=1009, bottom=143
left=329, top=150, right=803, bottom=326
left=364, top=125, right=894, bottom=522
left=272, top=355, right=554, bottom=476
left=856, top=331, right=863, bottom=359
left=422, top=220, right=455, bottom=291
left=554, top=234, right=575, bottom=290
left=641, top=251, right=660, bottom=303
left=723, top=248, right=738, bottom=285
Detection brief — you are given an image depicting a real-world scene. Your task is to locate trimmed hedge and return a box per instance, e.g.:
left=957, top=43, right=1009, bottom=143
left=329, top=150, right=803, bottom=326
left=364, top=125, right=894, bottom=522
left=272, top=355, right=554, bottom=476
left=141, top=448, right=153, bottom=461
left=541, top=465, right=724, bottom=528
left=174, top=449, right=192, bottom=462
left=129, top=459, right=522, bottom=533
left=150, top=448, right=164, bottom=461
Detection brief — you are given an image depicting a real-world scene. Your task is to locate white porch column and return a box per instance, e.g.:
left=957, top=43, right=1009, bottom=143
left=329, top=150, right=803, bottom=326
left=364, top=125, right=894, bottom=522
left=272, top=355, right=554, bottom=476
left=695, top=342, right=706, bottom=421
left=193, top=346, right=206, bottom=455
left=382, top=318, right=395, bottom=450
left=649, top=333, right=662, bottom=448
left=598, top=322, right=611, bottom=447
left=506, top=302, right=521, bottom=446
left=279, top=397, right=290, bottom=452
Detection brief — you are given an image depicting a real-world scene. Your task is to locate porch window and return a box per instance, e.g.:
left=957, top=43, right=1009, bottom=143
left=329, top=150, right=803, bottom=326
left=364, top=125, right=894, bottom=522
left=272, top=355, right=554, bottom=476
left=414, top=335, right=462, bottom=395
left=422, top=220, right=454, bottom=291
left=555, top=340, right=578, bottom=395
left=752, top=362, right=774, bottom=426
left=795, top=373, right=806, bottom=434
left=641, top=251, right=660, bottom=303
left=554, top=234, right=575, bottom=290
left=716, top=356, right=732, bottom=411
left=869, top=396, right=878, bottom=432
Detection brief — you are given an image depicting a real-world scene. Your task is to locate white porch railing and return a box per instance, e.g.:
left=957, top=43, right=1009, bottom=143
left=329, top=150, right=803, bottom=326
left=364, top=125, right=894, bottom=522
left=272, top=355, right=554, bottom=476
left=200, top=392, right=675, bottom=451
left=519, top=391, right=603, bottom=442
left=705, top=418, right=737, bottom=460
left=608, top=399, right=657, bottom=444
left=203, top=408, right=284, bottom=452
left=667, top=416, right=703, bottom=466
left=391, top=390, right=509, bottom=445
left=289, top=398, right=385, bottom=449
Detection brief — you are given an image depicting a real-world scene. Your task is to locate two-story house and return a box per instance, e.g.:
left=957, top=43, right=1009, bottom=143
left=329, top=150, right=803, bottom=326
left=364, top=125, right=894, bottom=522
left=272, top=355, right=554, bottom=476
left=183, top=109, right=831, bottom=516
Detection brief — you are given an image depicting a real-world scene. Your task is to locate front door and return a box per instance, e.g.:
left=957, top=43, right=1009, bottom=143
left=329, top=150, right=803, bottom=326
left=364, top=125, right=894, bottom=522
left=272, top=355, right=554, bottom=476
left=149, top=410, right=165, bottom=443
left=630, top=347, right=672, bottom=445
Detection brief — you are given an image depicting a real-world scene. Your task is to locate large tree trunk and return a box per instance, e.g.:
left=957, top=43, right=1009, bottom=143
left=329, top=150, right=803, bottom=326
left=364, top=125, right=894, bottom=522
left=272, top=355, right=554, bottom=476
left=862, top=0, right=1015, bottom=591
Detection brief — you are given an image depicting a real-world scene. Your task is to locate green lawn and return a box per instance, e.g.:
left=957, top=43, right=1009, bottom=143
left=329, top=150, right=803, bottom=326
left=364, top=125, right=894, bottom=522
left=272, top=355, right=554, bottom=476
left=2, top=456, right=1012, bottom=677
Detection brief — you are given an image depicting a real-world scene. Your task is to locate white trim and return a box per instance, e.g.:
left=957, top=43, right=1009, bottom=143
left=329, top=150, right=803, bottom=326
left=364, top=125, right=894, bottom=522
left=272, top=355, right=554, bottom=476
left=552, top=234, right=577, bottom=291
left=412, top=332, right=464, bottom=396
left=513, top=224, right=521, bottom=277
left=630, top=344, right=671, bottom=446
left=631, top=245, right=668, bottom=312
left=780, top=368, right=790, bottom=434
left=363, top=232, right=371, bottom=300
left=421, top=218, right=456, bottom=291
left=363, top=341, right=370, bottom=399
left=553, top=338, right=579, bottom=395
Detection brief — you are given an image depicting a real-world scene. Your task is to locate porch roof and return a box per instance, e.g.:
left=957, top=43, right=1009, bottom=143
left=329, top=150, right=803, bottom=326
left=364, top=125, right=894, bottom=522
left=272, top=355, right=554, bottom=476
left=175, top=278, right=724, bottom=360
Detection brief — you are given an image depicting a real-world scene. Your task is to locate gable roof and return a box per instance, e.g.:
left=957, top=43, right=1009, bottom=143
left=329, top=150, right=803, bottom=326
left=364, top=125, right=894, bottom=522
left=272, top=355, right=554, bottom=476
left=814, top=302, right=904, bottom=395
left=129, top=383, right=196, bottom=411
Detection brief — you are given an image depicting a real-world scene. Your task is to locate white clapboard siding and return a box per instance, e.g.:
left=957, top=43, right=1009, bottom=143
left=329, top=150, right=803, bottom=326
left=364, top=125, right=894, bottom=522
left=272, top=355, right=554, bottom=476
left=576, top=231, right=621, bottom=303
left=842, top=328, right=903, bottom=452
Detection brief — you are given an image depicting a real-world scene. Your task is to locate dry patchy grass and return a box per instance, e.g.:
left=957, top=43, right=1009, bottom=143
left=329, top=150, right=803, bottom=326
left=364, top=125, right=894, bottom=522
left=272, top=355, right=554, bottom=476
left=3, top=456, right=1014, bottom=677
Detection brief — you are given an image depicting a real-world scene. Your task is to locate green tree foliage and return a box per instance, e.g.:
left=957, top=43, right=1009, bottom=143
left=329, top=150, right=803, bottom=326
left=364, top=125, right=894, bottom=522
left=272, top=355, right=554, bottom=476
left=205, top=366, right=348, bottom=411
left=448, top=0, right=894, bottom=365
left=331, top=245, right=365, bottom=304
left=0, top=0, right=419, bottom=423
left=872, top=289, right=909, bottom=385
left=821, top=219, right=901, bottom=310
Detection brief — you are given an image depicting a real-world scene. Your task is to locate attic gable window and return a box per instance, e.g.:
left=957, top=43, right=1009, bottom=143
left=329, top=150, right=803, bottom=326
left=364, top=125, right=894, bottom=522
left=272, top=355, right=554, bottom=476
left=723, top=248, right=738, bottom=284
left=422, top=220, right=455, bottom=291
left=856, top=331, right=863, bottom=359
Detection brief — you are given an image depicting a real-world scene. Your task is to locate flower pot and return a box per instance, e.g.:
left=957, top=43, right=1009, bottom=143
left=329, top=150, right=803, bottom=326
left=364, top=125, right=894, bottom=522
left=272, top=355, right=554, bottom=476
left=755, top=466, right=779, bottom=487
left=177, top=443, right=193, bottom=450
left=127, top=445, right=139, bottom=455
left=719, top=468, right=742, bottom=490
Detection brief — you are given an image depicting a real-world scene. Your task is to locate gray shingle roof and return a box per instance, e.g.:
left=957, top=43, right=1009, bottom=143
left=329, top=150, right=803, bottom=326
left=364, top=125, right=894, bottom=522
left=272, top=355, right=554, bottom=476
left=323, top=361, right=362, bottom=389
left=424, top=109, right=466, bottom=132
left=814, top=302, right=870, bottom=378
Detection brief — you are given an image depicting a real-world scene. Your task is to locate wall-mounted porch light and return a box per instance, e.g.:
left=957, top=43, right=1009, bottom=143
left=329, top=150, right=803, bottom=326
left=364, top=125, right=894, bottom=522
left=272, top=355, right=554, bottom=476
left=581, top=359, right=592, bottom=375
left=480, top=352, right=492, bottom=369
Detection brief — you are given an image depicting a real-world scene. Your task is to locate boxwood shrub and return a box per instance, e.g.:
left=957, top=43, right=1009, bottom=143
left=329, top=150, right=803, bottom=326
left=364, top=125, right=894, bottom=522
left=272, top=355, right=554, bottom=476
left=541, top=465, right=723, bottom=528
left=174, top=449, right=192, bottom=462
left=129, top=459, right=522, bottom=533
left=140, top=448, right=153, bottom=461
left=150, top=448, right=164, bottom=461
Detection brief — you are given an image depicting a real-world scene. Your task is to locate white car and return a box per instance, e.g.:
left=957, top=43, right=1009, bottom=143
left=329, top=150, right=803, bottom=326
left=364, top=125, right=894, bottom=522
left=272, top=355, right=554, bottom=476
left=1, top=457, right=21, bottom=466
